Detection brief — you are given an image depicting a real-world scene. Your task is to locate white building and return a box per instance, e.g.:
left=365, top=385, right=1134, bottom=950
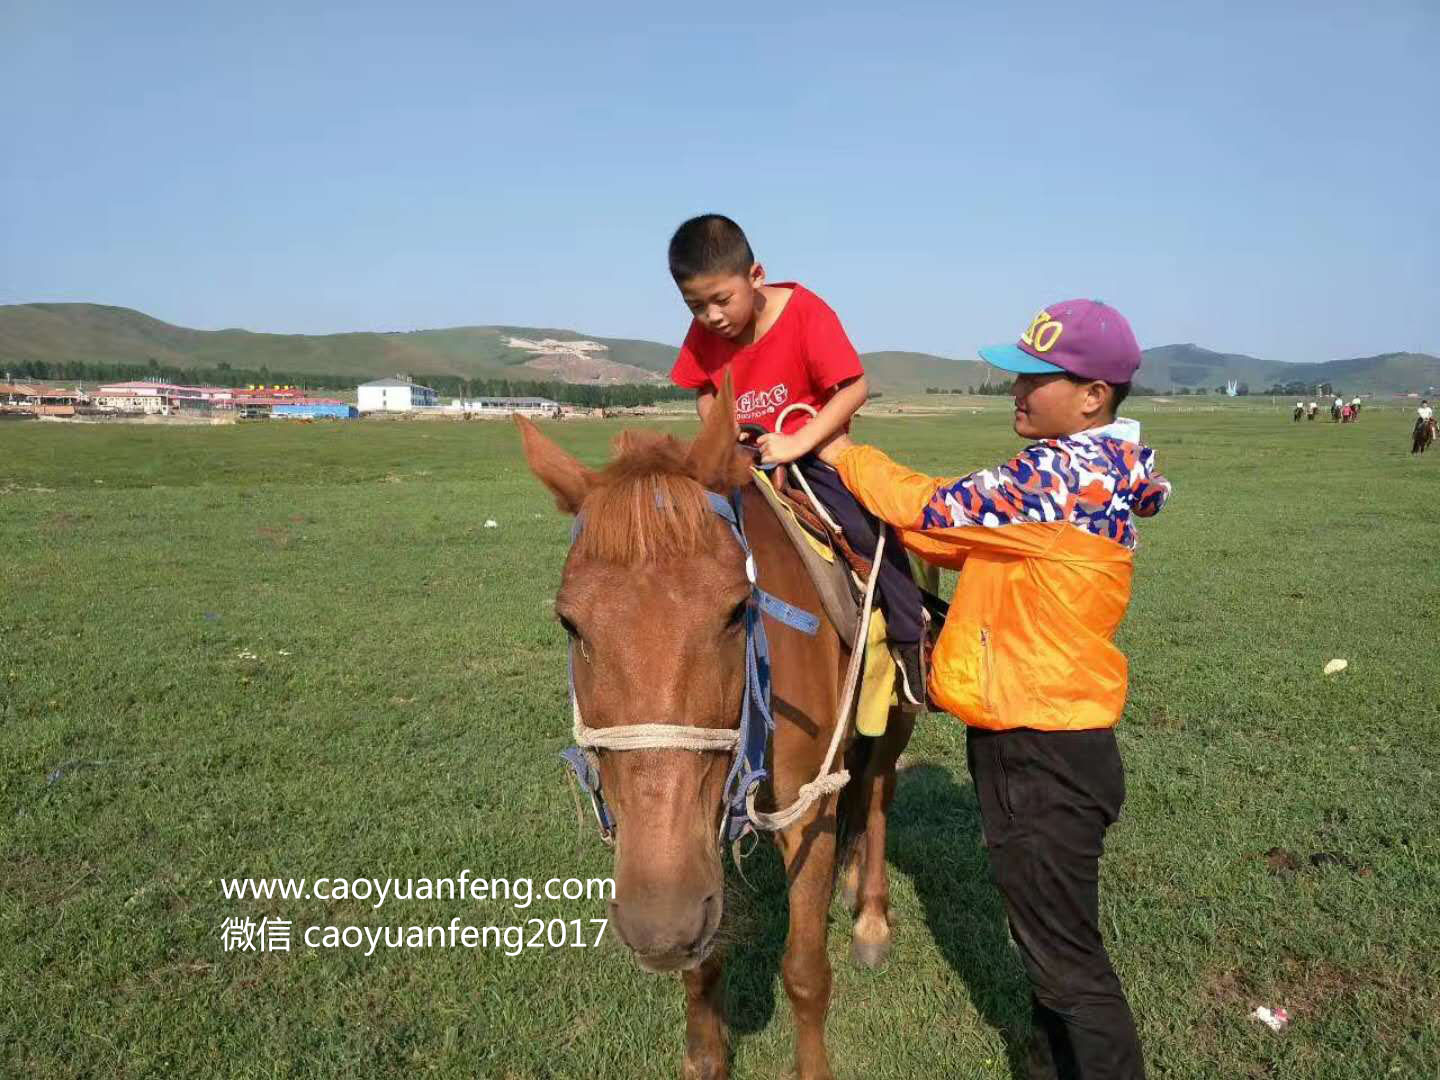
left=459, top=396, right=562, bottom=417
left=93, top=381, right=231, bottom=414
left=357, top=377, right=439, bottom=413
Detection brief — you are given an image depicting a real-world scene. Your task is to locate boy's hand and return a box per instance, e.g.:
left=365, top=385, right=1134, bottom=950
left=756, top=431, right=809, bottom=465
left=815, top=432, right=855, bottom=465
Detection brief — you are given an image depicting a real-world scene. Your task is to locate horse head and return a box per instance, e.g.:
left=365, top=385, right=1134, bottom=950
left=515, top=379, right=754, bottom=973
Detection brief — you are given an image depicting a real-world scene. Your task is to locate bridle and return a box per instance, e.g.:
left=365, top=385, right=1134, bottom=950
left=558, top=405, right=888, bottom=851
left=559, top=485, right=821, bottom=847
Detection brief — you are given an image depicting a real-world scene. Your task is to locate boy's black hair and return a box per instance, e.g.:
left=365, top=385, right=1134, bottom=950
left=668, top=214, right=755, bottom=283
left=1063, top=373, right=1131, bottom=415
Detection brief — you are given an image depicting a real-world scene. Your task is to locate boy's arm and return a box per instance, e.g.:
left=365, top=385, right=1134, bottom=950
left=757, top=375, right=867, bottom=464
left=695, top=386, right=716, bottom=421
left=756, top=293, right=866, bottom=464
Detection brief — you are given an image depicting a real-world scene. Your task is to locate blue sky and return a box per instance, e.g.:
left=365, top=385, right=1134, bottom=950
left=3, top=1, right=1436, bottom=363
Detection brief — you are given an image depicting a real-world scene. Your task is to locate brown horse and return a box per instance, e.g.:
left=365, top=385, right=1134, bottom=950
left=517, top=389, right=914, bottom=1080
left=1414, top=417, right=1437, bottom=454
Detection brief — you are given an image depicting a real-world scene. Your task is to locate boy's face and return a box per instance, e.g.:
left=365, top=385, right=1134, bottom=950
left=677, top=264, right=764, bottom=340
left=1010, top=373, right=1113, bottom=438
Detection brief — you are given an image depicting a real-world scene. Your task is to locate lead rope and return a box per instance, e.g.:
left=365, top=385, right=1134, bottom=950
left=743, top=529, right=885, bottom=832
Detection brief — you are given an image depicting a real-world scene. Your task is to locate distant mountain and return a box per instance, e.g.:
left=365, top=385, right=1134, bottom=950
left=1136, top=343, right=1440, bottom=395
left=1, top=303, right=1434, bottom=396
left=0, top=302, right=988, bottom=394
left=0, top=303, right=671, bottom=385
left=859, top=350, right=992, bottom=394
left=1136, top=344, right=1272, bottom=390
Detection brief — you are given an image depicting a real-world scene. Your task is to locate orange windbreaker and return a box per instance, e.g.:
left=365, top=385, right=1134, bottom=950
left=835, top=421, right=1171, bottom=731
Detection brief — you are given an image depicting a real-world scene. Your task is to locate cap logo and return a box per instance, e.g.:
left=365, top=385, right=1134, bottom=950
left=1020, top=308, right=1063, bottom=353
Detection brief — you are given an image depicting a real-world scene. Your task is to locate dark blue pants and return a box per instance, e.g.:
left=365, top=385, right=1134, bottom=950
left=793, top=457, right=923, bottom=647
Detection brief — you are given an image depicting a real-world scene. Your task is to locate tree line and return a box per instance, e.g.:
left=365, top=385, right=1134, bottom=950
left=924, top=383, right=1162, bottom=396
left=2, top=357, right=693, bottom=409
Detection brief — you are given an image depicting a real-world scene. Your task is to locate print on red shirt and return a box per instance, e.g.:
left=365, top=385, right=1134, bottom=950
left=669, top=283, right=865, bottom=435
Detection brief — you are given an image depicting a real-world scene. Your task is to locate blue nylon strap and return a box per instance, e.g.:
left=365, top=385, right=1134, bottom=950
left=757, top=592, right=821, bottom=636
left=704, top=491, right=819, bottom=637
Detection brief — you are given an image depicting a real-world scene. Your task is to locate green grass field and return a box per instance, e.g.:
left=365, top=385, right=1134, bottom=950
left=3, top=408, right=1437, bottom=1078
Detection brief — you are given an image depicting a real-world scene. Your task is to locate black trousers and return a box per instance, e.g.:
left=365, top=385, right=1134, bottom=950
left=966, top=726, right=1146, bottom=1080
left=793, top=457, right=923, bottom=646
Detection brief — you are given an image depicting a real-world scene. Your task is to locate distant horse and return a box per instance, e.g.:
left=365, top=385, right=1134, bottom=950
left=1307, top=405, right=1318, bottom=421
left=517, top=383, right=914, bottom=1080
left=1331, top=403, right=1342, bottom=422
left=1293, top=405, right=1303, bottom=421
left=1414, top=417, right=1437, bottom=454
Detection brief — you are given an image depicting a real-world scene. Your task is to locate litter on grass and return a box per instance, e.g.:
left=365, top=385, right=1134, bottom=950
left=1323, top=658, right=1348, bottom=676
left=484, top=519, right=499, bottom=528
left=1252, top=1006, right=1290, bottom=1032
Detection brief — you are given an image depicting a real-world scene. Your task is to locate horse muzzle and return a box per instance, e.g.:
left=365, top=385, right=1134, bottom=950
left=608, top=892, right=722, bottom=973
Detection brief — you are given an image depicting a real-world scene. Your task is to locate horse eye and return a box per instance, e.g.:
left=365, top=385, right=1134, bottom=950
left=726, top=600, right=748, bottom=628
left=557, top=614, right=580, bottom=638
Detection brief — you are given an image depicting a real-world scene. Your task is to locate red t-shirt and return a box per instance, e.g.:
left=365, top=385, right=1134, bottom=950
left=669, top=283, right=864, bottom=435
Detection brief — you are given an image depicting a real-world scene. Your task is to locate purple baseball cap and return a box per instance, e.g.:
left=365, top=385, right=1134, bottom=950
left=979, top=299, right=1141, bottom=384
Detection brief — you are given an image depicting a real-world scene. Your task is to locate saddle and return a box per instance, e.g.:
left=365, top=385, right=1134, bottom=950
left=750, top=464, right=945, bottom=734
left=750, top=466, right=865, bottom=648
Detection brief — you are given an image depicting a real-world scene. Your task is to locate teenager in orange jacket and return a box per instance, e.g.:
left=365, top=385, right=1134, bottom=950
left=819, top=299, right=1170, bottom=1080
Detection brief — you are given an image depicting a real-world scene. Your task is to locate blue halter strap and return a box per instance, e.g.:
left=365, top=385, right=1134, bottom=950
left=560, top=486, right=819, bottom=844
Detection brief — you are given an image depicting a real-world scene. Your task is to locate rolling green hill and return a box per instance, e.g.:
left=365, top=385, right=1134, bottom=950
left=2, top=303, right=1435, bottom=396
left=0, top=304, right=681, bottom=383
left=1136, top=343, right=1440, bottom=395
left=857, top=350, right=993, bottom=394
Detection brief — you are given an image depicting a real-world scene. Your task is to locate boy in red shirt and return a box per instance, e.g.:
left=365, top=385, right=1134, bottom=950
left=667, top=213, right=925, bottom=704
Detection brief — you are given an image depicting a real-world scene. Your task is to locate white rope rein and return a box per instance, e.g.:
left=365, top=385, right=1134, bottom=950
left=572, top=697, right=741, bottom=753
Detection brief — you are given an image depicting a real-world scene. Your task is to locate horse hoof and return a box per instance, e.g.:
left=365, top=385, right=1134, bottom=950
left=850, top=936, right=891, bottom=969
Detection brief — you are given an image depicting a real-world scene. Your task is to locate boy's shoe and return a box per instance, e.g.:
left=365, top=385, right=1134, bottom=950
left=891, top=643, right=926, bottom=710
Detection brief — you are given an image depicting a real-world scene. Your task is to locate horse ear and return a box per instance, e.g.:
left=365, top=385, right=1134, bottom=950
left=686, top=370, right=749, bottom=491
left=514, top=415, right=597, bottom=515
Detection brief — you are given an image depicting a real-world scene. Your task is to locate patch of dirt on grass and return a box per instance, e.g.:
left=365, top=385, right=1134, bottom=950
left=1202, top=966, right=1254, bottom=1008
left=1260, top=846, right=1301, bottom=874
left=44, top=510, right=90, bottom=531
left=1250, top=846, right=1373, bottom=878
left=1270, top=958, right=1357, bottom=1018
left=0, top=854, right=101, bottom=906
left=256, top=525, right=291, bottom=548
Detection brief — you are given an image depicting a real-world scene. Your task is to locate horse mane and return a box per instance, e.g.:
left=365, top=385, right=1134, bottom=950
left=572, top=430, right=734, bottom=565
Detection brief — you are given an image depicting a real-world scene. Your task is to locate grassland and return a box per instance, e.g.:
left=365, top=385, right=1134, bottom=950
left=2, top=404, right=1437, bottom=1078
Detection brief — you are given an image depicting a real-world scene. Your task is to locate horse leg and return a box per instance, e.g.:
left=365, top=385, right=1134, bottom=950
left=850, top=708, right=916, bottom=969
left=681, top=952, right=728, bottom=1080
left=840, top=822, right=865, bottom=915
left=775, top=800, right=840, bottom=1080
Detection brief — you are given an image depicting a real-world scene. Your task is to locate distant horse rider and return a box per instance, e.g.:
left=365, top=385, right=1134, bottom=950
left=1331, top=395, right=1343, bottom=422
left=1415, top=400, right=1436, bottom=454
left=1293, top=401, right=1303, bottom=422
left=1351, top=396, right=1362, bottom=418
left=1307, top=401, right=1318, bottom=420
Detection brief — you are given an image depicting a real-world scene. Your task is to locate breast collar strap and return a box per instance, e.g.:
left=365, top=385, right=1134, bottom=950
left=559, top=486, right=819, bottom=846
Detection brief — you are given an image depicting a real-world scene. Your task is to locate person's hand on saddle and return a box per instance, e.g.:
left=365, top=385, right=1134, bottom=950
left=755, top=430, right=813, bottom=465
